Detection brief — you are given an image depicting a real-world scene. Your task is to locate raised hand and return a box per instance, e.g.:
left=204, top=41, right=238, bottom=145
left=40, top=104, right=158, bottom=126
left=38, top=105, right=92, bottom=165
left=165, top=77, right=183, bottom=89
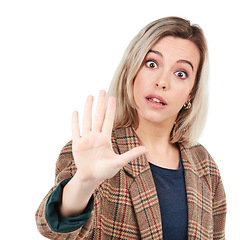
left=61, top=90, right=147, bottom=217
left=72, top=90, right=147, bottom=184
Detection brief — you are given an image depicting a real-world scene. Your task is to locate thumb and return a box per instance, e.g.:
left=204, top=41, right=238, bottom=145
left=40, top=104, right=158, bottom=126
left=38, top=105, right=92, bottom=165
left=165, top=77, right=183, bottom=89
left=116, top=146, right=148, bottom=168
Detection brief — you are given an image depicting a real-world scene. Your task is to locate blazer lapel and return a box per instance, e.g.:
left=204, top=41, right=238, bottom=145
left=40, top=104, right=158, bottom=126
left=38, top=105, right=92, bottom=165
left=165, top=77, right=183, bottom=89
left=180, top=145, right=213, bottom=239
left=114, top=127, right=163, bottom=239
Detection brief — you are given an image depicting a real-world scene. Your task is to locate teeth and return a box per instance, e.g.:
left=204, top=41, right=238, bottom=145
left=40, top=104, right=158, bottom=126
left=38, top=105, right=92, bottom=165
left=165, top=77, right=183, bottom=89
left=148, top=98, right=164, bottom=105
left=152, top=98, right=161, bottom=103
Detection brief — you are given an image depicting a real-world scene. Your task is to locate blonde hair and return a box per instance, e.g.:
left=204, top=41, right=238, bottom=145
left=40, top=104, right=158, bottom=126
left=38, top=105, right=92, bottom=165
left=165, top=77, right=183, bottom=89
left=108, top=17, right=209, bottom=146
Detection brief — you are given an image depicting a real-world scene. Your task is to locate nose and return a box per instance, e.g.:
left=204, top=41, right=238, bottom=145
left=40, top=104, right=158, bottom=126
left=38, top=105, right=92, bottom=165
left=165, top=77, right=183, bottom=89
left=154, top=71, right=169, bottom=90
left=155, top=82, right=167, bottom=90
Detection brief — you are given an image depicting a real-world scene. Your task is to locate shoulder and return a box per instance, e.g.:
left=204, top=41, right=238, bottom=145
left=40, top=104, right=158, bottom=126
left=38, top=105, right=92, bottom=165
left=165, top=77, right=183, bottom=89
left=55, top=140, right=75, bottom=182
left=181, top=143, right=223, bottom=194
left=180, top=143, right=221, bottom=188
left=181, top=143, right=220, bottom=175
left=57, top=140, right=73, bottom=164
left=59, top=140, right=73, bottom=154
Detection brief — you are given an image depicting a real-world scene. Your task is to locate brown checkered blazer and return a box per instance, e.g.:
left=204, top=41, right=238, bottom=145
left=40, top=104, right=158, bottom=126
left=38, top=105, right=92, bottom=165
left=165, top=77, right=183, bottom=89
left=36, top=126, right=226, bottom=239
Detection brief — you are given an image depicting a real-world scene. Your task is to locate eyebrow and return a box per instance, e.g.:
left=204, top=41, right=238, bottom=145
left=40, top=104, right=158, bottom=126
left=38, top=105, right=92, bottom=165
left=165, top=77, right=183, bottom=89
left=148, top=50, right=194, bottom=71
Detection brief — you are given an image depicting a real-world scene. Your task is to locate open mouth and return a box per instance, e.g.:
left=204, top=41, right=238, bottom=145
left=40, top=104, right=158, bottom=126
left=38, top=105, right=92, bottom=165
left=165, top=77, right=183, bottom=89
left=146, top=97, right=167, bottom=106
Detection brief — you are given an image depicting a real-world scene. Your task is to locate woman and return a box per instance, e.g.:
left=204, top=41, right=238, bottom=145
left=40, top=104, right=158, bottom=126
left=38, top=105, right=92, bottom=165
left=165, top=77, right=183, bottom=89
left=36, top=17, right=226, bottom=239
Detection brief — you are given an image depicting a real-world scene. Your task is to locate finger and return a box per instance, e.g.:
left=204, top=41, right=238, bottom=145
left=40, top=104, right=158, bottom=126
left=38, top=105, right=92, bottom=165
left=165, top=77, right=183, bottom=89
left=82, top=95, right=94, bottom=135
left=102, top=96, right=116, bottom=136
left=93, top=90, right=106, bottom=132
left=72, top=111, right=80, bottom=141
left=116, top=146, right=147, bottom=168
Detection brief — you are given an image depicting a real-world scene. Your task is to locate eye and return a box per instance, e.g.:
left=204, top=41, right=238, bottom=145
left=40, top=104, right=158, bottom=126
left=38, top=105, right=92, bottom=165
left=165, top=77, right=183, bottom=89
left=174, top=71, right=188, bottom=79
left=146, top=60, right=158, bottom=69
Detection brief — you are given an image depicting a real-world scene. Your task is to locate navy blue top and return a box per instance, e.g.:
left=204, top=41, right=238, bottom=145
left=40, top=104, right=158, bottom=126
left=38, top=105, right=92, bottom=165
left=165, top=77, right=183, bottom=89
left=149, top=159, right=188, bottom=240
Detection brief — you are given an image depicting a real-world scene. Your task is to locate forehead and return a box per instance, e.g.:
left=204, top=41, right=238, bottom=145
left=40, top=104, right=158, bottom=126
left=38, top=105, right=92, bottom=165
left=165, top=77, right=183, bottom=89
left=150, top=36, right=200, bottom=69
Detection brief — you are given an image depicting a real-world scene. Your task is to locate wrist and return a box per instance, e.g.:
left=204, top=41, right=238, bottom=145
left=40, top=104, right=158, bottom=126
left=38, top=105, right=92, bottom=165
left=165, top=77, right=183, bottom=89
left=61, top=173, right=97, bottom=217
left=74, top=170, right=101, bottom=190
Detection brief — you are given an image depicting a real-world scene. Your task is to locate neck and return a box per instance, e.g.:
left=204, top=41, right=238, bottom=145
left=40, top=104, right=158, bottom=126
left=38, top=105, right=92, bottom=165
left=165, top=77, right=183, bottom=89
left=134, top=117, right=177, bottom=155
left=134, top=118, right=180, bottom=169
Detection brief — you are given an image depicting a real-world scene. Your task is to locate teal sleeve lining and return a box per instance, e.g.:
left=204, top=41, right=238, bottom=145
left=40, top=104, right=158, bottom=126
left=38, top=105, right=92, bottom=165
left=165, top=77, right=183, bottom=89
left=45, top=178, right=94, bottom=233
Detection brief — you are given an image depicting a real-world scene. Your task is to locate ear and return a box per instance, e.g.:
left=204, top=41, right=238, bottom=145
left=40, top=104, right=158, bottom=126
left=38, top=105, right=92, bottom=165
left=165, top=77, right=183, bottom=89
left=187, top=88, right=196, bottom=102
left=184, top=95, right=192, bottom=105
left=188, top=83, right=198, bottom=102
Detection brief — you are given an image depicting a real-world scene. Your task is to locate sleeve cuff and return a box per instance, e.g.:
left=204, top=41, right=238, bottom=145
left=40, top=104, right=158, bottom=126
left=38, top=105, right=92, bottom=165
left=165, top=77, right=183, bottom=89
left=45, top=178, right=94, bottom=233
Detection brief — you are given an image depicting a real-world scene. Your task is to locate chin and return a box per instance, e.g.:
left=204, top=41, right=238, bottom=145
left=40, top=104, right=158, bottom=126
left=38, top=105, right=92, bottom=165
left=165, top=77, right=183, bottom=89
left=138, top=110, right=177, bottom=126
left=139, top=112, right=165, bottom=124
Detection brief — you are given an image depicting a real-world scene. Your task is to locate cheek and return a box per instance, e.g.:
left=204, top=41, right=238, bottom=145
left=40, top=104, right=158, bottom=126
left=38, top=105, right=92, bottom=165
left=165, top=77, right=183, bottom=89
left=170, top=86, right=192, bottom=109
left=174, top=78, right=195, bottom=101
left=133, top=74, right=146, bottom=98
left=134, top=72, right=145, bottom=88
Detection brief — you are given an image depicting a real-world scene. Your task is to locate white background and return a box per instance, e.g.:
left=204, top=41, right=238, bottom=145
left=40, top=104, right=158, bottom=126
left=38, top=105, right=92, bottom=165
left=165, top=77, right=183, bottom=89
left=0, top=0, right=239, bottom=239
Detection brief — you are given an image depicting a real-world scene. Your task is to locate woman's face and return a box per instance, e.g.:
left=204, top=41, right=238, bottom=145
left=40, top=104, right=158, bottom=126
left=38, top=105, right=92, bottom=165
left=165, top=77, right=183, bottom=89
left=133, top=36, right=200, bottom=127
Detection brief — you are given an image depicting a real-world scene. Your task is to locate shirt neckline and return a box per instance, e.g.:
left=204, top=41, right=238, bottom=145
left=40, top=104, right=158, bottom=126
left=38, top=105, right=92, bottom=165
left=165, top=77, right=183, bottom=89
left=149, top=157, right=184, bottom=177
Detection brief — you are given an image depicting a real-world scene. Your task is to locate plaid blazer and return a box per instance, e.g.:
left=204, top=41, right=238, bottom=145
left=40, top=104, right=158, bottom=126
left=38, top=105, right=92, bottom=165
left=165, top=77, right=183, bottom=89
left=36, top=126, right=226, bottom=239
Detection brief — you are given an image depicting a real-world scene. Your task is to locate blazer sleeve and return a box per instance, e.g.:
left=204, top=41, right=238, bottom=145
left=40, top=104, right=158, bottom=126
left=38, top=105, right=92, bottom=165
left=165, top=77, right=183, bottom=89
left=35, top=141, right=88, bottom=239
left=35, top=132, right=121, bottom=239
left=212, top=173, right=227, bottom=239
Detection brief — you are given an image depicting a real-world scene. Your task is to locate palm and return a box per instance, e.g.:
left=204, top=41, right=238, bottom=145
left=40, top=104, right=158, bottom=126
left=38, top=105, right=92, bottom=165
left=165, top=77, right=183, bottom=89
left=72, top=91, right=146, bottom=184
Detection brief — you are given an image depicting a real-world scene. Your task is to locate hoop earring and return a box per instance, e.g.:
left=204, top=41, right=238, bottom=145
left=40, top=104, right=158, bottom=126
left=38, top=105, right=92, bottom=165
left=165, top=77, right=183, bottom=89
left=183, top=102, right=192, bottom=110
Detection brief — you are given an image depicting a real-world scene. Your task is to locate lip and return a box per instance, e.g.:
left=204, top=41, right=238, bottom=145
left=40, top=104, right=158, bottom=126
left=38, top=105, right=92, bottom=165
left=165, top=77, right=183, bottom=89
left=145, top=94, right=167, bottom=109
